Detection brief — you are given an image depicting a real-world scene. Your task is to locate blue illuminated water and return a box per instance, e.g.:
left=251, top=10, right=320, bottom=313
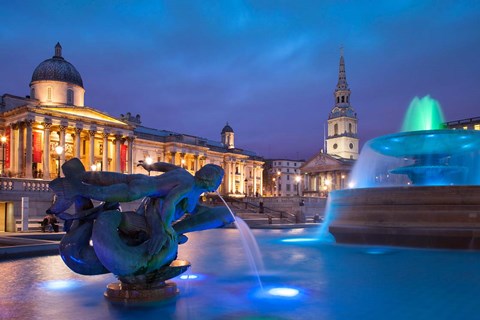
left=2, top=228, right=480, bottom=319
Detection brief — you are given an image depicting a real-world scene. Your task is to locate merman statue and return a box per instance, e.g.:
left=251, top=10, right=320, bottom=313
left=48, top=158, right=234, bottom=301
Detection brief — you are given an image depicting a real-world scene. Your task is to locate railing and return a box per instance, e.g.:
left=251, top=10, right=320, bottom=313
left=0, top=177, right=52, bottom=193
left=209, top=195, right=297, bottom=223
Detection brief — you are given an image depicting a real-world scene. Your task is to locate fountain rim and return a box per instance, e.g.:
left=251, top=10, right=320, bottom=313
left=368, top=128, right=480, bottom=157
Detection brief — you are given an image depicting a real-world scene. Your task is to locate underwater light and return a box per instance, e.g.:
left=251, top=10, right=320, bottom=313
left=364, top=248, right=391, bottom=255
left=179, top=274, right=198, bottom=280
left=41, top=280, right=82, bottom=291
left=281, top=238, right=317, bottom=243
left=267, top=287, right=299, bottom=297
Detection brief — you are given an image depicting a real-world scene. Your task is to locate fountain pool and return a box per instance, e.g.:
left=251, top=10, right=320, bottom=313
left=2, top=227, right=480, bottom=319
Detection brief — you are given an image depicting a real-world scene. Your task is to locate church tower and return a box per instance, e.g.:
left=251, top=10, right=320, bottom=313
left=326, top=50, right=359, bottom=159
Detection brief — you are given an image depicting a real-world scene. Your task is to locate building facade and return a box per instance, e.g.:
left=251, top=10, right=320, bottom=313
left=0, top=43, right=263, bottom=199
left=444, top=117, right=480, bottom=131
left=263, top=159, right=305, bottom=197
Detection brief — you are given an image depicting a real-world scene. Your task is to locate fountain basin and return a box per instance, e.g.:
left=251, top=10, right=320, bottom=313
left=369, top=129, right=480, bottom=157
left=328, top=186, right=480, bottom=249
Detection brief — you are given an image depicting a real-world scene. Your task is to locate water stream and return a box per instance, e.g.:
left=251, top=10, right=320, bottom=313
left=215, top=192, right=265, bottom=290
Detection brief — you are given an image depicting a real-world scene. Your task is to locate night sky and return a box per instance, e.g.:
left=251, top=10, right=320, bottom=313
left=1, top=1, right=479, bottom=160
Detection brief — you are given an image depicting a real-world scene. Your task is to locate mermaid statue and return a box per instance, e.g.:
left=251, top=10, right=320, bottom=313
left=48, top=158, right=234, bottom=301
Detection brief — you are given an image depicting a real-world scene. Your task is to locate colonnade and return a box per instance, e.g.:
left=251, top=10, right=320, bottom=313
left=303, top=170, right=349, bottom=196
left=5, top=119, right=134, bottom=179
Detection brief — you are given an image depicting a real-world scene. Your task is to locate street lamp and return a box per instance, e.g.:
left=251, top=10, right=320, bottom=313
left=1, top=136, right=6, bottom=176
left=295, top=175, right=301, bottom=196
left=55, top=145, right=64, bottom=178
left=145, top=156, right=153, bottom=175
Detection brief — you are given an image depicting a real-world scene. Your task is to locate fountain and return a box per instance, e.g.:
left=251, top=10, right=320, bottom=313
left=327, top=96, right=480, bottom=249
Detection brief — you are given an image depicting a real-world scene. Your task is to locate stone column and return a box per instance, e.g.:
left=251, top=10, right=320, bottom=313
left=9, top=123, right=17, bottom=175
left=88, top=130, right=96, bottom=169
left=102, top=132, right=109, bottom=171
left=74, top=127, right=82, bottom=159
left=253, top=165, right=257, bottom=195
left=17, top=122, right=25, bottom=177
left=127, top=136, right=134, bottom=174
left=259, top=167, right=263, bottom=196
left=25, top=120, right=33, bottom=179
left=194, top=155, right=199, bottom=172
left=42, top=121, right=52, bottom=179
left=170, top=151, right=176, bottom=165
left=59, top=125, right=66, bottom=165
left=114, top=134, right=122, bottom=172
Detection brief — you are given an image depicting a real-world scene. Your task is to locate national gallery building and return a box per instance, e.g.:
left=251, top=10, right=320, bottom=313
left=0, top=43, right=264, bottom=197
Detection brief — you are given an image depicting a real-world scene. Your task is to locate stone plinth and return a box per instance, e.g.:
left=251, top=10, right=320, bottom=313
left=328, top=186, right=480, bottom=249
left=105, top=281, right=179, bottom=302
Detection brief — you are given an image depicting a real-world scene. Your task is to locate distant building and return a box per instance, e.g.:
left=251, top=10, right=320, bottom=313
left=444, top=117, right=480, bottom=131
left=300, top=50, right=358, bottom=196
left=0, top=43, right=264, bottom=198
left=263, top=159, right=305, bottom=197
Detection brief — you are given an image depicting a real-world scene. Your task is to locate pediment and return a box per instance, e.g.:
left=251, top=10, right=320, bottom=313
left=301, top=152, right=352, bottom=173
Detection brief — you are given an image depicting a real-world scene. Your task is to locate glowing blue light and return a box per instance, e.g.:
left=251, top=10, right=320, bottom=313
left=41, top=280, right=82, bottom=291
left=267, top=287, right=300, bottom=297
left=364, top=248, right=391, bottom=255
left=281, top=238, right=318, bottom=243
left=180, top=274, right=198, bottom=280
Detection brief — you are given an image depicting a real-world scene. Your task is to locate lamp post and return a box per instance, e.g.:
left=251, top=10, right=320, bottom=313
left=295, top=175, right=301, bottom=196
left=0, top=136, right=6, bottom=176
left=55, top=145, right=64, bottom=178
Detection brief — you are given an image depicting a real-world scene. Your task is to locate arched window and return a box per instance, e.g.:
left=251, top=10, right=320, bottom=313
left=67, top=89, right=74, bottom=105
left=47, top=87, right=52, bottom=101
left=334, top=123, right=338, bottom=135
left=349, top=123, right=353, bottom=133
left=31, top=88, right=35, bottom=99
left=337, top=97, right=340, bottom=103
left=341, top=96, right=345, bottom=103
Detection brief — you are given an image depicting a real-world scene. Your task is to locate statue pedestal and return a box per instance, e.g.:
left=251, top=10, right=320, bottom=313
left=104, top=281, right=179, bottom=302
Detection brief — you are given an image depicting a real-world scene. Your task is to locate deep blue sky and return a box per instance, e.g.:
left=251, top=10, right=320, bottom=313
left=1, top=1, right=479, bottom=160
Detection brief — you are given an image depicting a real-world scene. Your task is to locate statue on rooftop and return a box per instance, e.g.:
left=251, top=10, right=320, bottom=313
left=48, top=158, right=234, bottom=301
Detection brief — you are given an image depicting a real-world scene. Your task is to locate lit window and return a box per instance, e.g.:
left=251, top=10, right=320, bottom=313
left=474, top=124, right=480, bottom=131
left=463, top=126, right=468, bottom=130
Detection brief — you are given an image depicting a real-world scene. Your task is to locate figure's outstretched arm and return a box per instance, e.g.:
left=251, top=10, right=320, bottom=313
left=173, top=205, right=234, bottom=234
left=138, top=161, right=180, bottom=173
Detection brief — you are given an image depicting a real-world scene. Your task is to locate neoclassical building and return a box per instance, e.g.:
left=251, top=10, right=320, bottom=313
left=300, top=51, right=358, bottom=196
left=0, top=43, right=263, bottom=197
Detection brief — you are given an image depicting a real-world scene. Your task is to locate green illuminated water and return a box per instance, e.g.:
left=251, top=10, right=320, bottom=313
left=401, top=95, right=445, bottom=132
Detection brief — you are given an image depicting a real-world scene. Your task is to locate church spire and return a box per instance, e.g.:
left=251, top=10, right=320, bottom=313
left=334, top=47, right=351, bottom=107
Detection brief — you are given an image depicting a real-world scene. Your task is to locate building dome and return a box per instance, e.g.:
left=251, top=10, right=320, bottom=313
left=30, top=43, right=84, bottom=88
left=221, top=123, right=234, bottom=134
